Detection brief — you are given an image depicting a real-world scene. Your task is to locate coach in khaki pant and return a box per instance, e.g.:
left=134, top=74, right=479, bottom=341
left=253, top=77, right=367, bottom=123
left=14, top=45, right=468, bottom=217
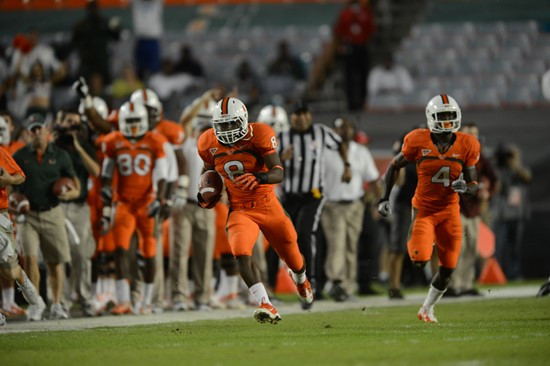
left=321, top=118, right=379, bottom=300
left=13, top=114, right=80, bottom=320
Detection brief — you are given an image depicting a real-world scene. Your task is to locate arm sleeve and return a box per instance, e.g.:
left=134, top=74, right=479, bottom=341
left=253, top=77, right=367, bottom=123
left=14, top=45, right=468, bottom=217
left=321, top=124, right=342, bottom=151
left=465, top=137, right=481, bottom=167
left=162, top=141, right=178, bottom=182
left=1, top=148, right=24, bottom=177
left=361, top=146, right=380, bottom=182
left=197, top=133, right=215, bottom=166
left=254, top=124, right=278, bottom=157
left=401, top=131, right=418, bottom=161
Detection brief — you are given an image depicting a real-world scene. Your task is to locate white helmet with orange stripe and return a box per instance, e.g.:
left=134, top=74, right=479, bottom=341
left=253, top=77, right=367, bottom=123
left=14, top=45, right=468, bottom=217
left=426, top=94, right=461, bottom=134
left=257, top=105, right=289, bottom=134
left=78, top=96, right=109, bottom=121
left=130, top=88, right=162, bottom=125
left=212, top=97, right=248, bottom=145
left=118, top=101, right=148, bottom=138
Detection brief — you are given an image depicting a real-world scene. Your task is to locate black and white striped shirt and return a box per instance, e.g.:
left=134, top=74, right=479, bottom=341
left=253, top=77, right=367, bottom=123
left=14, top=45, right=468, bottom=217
left=277, top=124, right=341, bottom=195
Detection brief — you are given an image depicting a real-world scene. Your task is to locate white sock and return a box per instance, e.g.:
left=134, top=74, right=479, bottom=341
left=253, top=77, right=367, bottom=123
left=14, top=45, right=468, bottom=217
left=422, top=285, right=446, bottom=310
left=249, top=282, right=271, bottom=305
left=95, top=278, right=104, bottom=296
left=216, top=270, right=228, bottom=298
left=1, top=286, right=14, bottom=309
left=116, top=279, right=131, bottom=304
left=16, top=274, right=39, bottom=306
left=107, top=278, right=116, bottom=300
left=143, top=283, right=154, bottom=306
left=227, top=275, right=239, bottom=295
left=291, top=270, right=306, bottom=285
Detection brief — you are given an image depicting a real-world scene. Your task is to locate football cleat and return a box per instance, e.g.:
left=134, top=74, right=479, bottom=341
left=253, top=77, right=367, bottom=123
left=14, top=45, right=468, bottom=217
left=417, top=306, right=438, bottom=323
left=253, top=302, right=281, bottom=324
left=27, top=296, right=46, bottom=321
left=3, top=303, right=26, bottom=317
left=111, top=304, right=132, bottom=315
left=49, top=303, right=69, bottom=320
left=288, top=270, right=314, bottom=309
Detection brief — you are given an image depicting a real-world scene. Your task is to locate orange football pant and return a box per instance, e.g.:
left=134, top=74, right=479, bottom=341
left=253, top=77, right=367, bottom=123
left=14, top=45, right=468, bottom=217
left=407, top=204, right=462, bottom=268
left=112, top=201, right=157, bottom=258
left=227, top=193, right=303, bottom=272
left=213, top=202, right=232, bottom=260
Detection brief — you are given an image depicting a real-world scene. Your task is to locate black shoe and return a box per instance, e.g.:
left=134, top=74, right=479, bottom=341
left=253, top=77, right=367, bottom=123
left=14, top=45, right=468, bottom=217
left=537, top=281, right=550, bottom=297
left=329, top=283, right=348, bottom=302
left=388, top=288, right=404, bottom=300
left=443, top=288, right=461, bottom=297
left=358, top=286, right=381, bottom=296
left=313, top=291, right=326, bottom=301
left=461, top=288, right=482, bottom=296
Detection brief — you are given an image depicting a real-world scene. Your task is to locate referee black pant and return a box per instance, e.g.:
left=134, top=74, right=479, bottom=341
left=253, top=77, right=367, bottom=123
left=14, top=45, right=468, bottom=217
left=266, top=194, right=325, bottom=292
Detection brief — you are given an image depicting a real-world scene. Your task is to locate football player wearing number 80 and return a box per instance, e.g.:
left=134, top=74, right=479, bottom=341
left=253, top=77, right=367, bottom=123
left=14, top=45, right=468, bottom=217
left=100, top=101, right=169, bottom=315
left=378, top=94, right=480, bottom=323
left=197, top=97, right=313, bottom=324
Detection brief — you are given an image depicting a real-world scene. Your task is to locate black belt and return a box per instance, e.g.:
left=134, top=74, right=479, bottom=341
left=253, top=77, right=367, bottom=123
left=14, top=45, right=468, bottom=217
left=33, top=204, right=59, bottom=212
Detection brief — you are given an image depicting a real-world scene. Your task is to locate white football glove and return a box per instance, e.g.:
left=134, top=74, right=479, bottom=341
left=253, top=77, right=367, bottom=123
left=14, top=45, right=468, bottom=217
left=378, top=199, right=392, bottom=218
left=451, top=178, right=467, bottom=194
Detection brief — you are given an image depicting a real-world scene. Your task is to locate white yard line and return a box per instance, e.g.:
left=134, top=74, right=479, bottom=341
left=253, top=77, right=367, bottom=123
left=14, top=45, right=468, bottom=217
left=0, top=285, right=541, bottom=334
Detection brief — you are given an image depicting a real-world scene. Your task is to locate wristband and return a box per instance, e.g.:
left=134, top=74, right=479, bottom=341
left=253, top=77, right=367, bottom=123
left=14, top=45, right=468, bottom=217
left=102, top=206, right=111, bottom=217
left=253, top=172, right=268, bottom=184
left=84, top=95, right=93, bottom=109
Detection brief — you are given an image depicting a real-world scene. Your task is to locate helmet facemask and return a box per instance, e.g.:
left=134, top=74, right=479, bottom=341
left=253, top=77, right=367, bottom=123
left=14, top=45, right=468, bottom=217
left=213, top=115, right=248, bottom=145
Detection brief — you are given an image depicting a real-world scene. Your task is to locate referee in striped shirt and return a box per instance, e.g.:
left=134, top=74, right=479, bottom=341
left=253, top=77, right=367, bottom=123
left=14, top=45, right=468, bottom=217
left=276, top=101, right=351, bottom=303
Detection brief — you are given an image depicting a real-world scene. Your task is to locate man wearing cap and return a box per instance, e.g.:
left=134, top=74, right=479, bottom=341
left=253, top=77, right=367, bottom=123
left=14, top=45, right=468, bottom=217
left=275, top=101, right=351, bottom=303
left=13, top=114, right=80, bottom=320
left=321, top=117, right=379, bottom=301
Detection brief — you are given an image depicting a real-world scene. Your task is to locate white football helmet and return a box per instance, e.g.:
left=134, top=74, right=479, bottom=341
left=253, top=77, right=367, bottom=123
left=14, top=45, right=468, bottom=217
left=212, top=97, right=248, bottom=145
left=257, top=105, right=289, bottom=134
left=118, top=102, right=148, bottom=138
left=426, top=94, right=461, bottom=133
left=130, top=88, right=162, bottom=124
left=0, top=116, right=10, bottom=145
left=192, top=98, right=216, bottom=132
left=78, top=96, right=109, bottom=121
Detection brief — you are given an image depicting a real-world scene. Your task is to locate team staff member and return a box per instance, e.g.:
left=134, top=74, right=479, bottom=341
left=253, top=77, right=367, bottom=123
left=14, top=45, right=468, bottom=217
left=54, top=107, right=100, bottom=316
left=378, top=94, right=480, bottom=323
left=13, top=114, right=80, bottom=320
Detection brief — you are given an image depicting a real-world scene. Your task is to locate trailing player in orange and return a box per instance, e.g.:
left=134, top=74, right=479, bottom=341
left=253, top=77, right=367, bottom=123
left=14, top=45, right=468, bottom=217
left=378, top=94, right=480, bottom=323
left=99, top=101, right=169, bottom=315
left=197, top=97, right=313, bottom=324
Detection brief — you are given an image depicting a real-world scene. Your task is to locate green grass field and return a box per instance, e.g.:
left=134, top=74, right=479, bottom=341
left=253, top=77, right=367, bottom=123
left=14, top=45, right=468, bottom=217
left=1, top=297, right=549, bottom=366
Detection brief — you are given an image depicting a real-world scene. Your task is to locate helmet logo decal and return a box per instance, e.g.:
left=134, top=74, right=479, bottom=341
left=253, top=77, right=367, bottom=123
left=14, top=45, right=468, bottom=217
left=221, top=97, right=230, bottom=115
left=440, top=94, right=449, bottom=104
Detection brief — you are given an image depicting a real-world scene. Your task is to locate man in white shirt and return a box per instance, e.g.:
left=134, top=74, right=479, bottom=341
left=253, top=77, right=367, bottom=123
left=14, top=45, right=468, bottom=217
left=322, top=117, right=379, bottom=301
left=367, top=54, right=413, bottom=103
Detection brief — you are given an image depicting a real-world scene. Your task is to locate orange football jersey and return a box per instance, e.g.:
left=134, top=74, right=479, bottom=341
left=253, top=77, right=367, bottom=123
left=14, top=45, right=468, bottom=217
left=197, top=123, right=278, bottom=204
left=402, top=129, right=480, bottom=210
left=103, top=131, right=167, bottom=204
left=0, top=146, right=25, bottom=210
left=154, top=119, right=185, bottom=147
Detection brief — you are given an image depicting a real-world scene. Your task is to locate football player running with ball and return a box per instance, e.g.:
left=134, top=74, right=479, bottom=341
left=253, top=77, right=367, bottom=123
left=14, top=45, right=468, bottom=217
left=197, top=97, right=313, bottom=324
left=378, top=94, right=480, bottom=323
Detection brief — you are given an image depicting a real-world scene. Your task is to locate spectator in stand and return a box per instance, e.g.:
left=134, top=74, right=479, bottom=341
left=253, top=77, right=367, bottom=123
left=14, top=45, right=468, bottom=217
left=149, top=59, right=195, bottom=101
left=7, top=30, right=66, bottom=120
left=493, top=143, right=531, bottom=280
left=110, top=63, right=144, bottom=101
left=267, top=40, right=306, bottom=81
left=322, top=117, right=379, bottom=301
left=13, top=114, right=80, bottom=320
left=367, top=53, right=413, bottom=103
left=333, top=0, right=376, bottom=111
left=72, top=0, right=120, bottom=85
left=233, top=60, right=261, bottom=109
left=132, top=0, right=164, bottom=80
left=175, top=45, right=204, bottom=78
left=446, top=122, right=498, bottom=297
